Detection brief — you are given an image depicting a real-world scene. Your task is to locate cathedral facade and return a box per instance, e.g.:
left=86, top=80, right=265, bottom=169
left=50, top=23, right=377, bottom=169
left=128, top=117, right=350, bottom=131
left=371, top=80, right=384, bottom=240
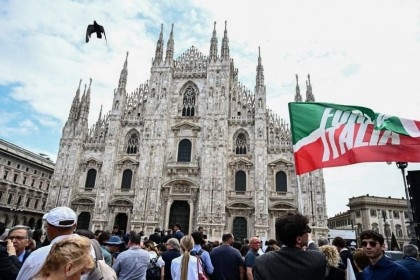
left=48, top=22, right=328, bottom=240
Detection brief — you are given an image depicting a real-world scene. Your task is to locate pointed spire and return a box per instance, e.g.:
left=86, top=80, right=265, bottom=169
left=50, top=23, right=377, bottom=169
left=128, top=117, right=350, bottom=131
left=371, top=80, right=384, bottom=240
left=209, top=21, right=218, bottom=62
left=256, top=47, right=264, bottom=88
left=68, top=79, right=82, bottom=120
left=294, top=74, right=302, bottom=102
left=165, top=23, right=174, bottom=63
left=118, top=52, right=128, bottom=92
left=95, top=104, right=103, bottom=133
left=221, top=21, right=230, bottom=60
left=154, top=23, right=164, bottom=65
left=305, top=74, right=315, bottom=102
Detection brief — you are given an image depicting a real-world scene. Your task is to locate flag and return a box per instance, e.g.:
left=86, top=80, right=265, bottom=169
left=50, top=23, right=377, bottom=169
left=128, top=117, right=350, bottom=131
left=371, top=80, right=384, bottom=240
left=390, top=232, right=400, bottom=251
left=288, top=102, right=420, bottom=175
left=346, top=258, right=356, bottom=280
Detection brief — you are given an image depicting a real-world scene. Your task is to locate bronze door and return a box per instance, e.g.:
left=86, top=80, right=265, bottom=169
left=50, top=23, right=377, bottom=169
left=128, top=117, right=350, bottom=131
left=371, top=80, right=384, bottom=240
left=232, top=217, right=247, bottom=241
left=169, top=201, right=190, bottom=234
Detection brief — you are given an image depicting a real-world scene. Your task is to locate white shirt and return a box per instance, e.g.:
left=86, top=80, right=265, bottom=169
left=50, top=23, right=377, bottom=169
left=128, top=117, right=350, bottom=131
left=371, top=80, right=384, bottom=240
left=171, top=254, right=200, bottom=280
left=149, top=251, right=165, bottom=268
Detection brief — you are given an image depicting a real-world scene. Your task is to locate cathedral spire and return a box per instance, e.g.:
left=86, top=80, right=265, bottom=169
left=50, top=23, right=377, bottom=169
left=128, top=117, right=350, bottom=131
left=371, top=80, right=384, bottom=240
left=118, top=52, right=128, bottom=92
left=68, top=79, right=82, bottom=121
left=256, top=47, right=264, bottom=88
left=95, top=104, right=103, bottom=133
left=305, top=74, right=315, bottom=102
left=209, top=21, right=218, bottom=62
left=294, top=74, right=302, bottom=102
left=165, top=23, right=174, bottom=64
left=154, top=24, right=164, bottom=65
left=221, top=21, right=230, bottom=61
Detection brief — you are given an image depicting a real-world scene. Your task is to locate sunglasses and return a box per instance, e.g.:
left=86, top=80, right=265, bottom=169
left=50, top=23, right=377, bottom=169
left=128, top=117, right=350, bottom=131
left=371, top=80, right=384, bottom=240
left=361, top=241, right=378, bottom=247
left=9, top=236, right=27, bottom=241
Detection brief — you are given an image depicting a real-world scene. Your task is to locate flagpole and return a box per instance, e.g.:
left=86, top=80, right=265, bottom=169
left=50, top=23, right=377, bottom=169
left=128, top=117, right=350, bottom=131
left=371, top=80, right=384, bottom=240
left=296, top=175, right=304, bottom=213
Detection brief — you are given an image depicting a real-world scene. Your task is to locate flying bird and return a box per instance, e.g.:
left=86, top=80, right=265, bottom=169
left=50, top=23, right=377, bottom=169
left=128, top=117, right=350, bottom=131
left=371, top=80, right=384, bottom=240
left=86, top=21, right=107, bottom=43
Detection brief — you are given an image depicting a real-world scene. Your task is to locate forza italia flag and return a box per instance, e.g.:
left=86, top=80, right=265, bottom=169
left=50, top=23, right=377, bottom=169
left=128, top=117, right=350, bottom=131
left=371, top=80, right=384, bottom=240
left=288, top=102, right=420, bottom=175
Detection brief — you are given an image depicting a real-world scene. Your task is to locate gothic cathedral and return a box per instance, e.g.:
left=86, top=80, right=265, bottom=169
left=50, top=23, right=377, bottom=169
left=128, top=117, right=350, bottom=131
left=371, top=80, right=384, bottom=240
left=47, top=22, right=328, bottom=240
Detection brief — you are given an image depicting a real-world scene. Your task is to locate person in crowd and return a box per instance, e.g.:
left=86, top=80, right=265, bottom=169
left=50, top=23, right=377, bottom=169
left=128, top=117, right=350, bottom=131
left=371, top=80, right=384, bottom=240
left=173, top=224, right=184, bottom=241
left=171, top=235, right=201, bottom=280
left=31, top=229, right=43, bottom=251
left=75, top=229, right=95, bottom=239
left=112, top=233, right=150, bottom=280
left=319, top=245, right=345, bottom=280
left=266, top=239, right=280, bottom=251
left=264, top=245, right=278, bottom=253
left=8, top=225, right=32, bottom=263
left=360, top=230, right=412, bottom=280
left=352, top=248, right=370, bottom=280
left=307, top=233, right=319, bottom=251
left=162, top=229, right=174, bottom=244
left=395, top=244, right=420, bottom=279
left=254, top=211, right=328, bottom=280
left=240, top=243, right=250, bottom=258
left=318, top=237, right=329, bottom=247
left=112, top=225, right=123, bottom=237
left=105, top=235, right=124, bottom=260
left=191, top=231, right=214, bottom=276
left=161, top=238, right=181, bottom=280
left=33, top=235, right=94, bottom=280
left=332, top=236, right=356, bottom=273
left=17, top=206, right=87, bottom=280
left=232, top=240, right=243, bottom=251
left=97, top=231, right=113, bottom=266
left=0, top=222, right=22, bottom=279
left=210, top=233, right=244, bottom=280
left=144, top=239, right=165, bottom=271
left=149, top=228, right=163, bottom=245
left=94, top=229, right=103, bottom=240
left=244, top=236, right=260, bottom=279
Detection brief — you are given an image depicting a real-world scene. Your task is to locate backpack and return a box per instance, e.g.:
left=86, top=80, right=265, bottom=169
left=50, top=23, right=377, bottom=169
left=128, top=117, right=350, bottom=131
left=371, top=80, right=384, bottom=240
left=88, top=239, right=118, bottom=280
left=190, top=249, right=205, bottom=272
left=146, top=257, right=161, bottom=280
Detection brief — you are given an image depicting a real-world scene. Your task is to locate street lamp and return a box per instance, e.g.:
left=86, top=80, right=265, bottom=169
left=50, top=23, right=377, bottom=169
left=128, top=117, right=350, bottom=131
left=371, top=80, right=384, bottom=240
left=395, top=162, right=416, bottom=242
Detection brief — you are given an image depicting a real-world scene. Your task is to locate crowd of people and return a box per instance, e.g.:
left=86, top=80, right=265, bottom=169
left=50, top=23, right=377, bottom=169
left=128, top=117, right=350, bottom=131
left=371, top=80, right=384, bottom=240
left=0, top=206, right=419, bottom=280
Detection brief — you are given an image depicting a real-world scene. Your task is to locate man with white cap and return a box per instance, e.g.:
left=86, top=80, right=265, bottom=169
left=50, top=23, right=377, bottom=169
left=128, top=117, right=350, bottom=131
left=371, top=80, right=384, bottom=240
left=17, top=206, right=80, bottom=280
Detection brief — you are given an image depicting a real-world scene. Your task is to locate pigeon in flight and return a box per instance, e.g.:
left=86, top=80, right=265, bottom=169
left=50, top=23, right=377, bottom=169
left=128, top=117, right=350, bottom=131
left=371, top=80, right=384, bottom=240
left=86, top=21, right=107, bottom=43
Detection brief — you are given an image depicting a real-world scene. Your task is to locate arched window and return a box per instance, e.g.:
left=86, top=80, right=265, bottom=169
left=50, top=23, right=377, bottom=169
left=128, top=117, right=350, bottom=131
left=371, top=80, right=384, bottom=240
left=177, top=139, right=192, bottom=162
left=85, top=169, right=97, bottom=189
left=125, top=132, right=139, bottom=154
left=371, top=223, right=379, bottom=233
left=235, top=133, right=247, bottom=154
left=235, top=171, right=246, bottom=192
left=275, top=171, right=287, bottom=192
left=121, top=169, right=133, bottom=190
left=182, top=85, right=196, bottom=116
left=395, top=224, right=402, bottom=237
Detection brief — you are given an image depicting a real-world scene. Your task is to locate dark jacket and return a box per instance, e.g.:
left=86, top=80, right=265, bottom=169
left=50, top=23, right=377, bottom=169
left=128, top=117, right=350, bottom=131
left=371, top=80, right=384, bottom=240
left=161, top=249, right=181, bottom=280
left=0, top=245, right=22, bottom=280
left=325, top=266, right=345, bottom=280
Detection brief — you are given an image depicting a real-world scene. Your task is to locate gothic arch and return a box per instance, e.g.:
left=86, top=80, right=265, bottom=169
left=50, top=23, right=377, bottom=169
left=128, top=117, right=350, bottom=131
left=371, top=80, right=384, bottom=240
left=233, top=129, right=250, bottom=154
left=180, top=81, right=199, bottom=117
left=124, top=129, right=140, bottom=154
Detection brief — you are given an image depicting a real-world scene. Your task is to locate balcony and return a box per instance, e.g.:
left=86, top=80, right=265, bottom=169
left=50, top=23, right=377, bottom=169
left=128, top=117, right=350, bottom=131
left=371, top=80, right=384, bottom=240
left=166, top=161, right=200, bottom=176
left=268, top=191, right=295, bottom=201
left=227, top=190, right=253, bottom=199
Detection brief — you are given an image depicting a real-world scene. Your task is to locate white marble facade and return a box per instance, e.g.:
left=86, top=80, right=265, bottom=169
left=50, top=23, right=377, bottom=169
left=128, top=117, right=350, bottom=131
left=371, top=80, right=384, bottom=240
left=47, top=23, right=328, bottom=240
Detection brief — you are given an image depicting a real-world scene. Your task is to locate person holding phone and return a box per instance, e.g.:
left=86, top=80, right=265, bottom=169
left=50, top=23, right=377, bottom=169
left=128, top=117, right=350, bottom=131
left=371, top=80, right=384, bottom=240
left=0, top=222, right=22, bottom=280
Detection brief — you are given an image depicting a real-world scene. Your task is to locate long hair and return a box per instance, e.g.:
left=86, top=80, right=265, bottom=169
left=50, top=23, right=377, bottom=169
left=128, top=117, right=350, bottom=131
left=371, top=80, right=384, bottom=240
left=180, top=235, right=194, bottom=280
left=35, top=236, right=94, bottom=278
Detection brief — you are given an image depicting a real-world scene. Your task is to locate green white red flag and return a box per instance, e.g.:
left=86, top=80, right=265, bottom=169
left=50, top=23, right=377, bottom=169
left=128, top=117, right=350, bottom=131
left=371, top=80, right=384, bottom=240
left=288, top=102, right=420, bottom=175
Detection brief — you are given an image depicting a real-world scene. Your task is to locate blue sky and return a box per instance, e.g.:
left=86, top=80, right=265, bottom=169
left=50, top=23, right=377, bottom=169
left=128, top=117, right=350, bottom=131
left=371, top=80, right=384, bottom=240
left=1, top=0, right=420, bottom=216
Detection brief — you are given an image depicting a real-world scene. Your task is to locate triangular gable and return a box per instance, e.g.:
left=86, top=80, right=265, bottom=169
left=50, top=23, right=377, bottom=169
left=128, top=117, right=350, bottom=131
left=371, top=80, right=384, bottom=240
left=83, top=157, right=102, bottom=166
left=229, top=158, right=254, bottom=168
left=268, top=158, right=294, bottom=167
left=171, top=121, right=201, bottom=132
left=116, top=157, right=139, bottom=166
left=226, top=202, right=254, bottom=209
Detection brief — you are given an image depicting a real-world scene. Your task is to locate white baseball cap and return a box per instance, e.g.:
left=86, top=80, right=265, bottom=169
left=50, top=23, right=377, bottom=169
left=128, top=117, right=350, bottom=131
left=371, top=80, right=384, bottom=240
left=43, top=206, right=77, bottom=227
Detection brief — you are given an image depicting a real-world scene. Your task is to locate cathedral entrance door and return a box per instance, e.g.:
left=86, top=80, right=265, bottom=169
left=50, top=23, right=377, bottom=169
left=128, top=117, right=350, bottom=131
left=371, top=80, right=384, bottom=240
left=114, top=213, right=128, bottom=234
left=232, top=217, right=247, bottom=241
left=77, top=212, right=91, bottom=230
left=169, top=201, right=190, bottom=234
left=28, top=217, right=35, bottom=229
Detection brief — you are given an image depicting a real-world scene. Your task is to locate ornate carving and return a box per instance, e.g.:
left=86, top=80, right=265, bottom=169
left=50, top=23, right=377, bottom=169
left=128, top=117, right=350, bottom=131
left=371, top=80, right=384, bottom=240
left=173, top=184, right=190, bottom=193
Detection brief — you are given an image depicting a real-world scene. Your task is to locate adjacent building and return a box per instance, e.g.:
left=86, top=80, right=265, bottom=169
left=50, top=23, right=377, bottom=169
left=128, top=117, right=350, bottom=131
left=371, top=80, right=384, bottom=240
left=328, top=195, right=411, bottom=249
left=0, top=139, right=54, bottom=229
left=47, top=22, right=328, bottom=240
